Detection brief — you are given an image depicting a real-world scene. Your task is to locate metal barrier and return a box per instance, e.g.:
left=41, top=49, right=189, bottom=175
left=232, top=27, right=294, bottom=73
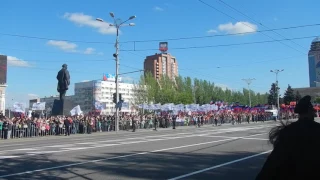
left=0, top=116, right=275, bottom=140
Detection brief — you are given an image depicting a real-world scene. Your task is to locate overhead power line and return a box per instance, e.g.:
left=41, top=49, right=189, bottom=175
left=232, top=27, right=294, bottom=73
left=121, top=35, right=318, bottom=51
left=198, top=0, right=307, bottom=55
left=216, top=0, right=307, bottom=50
left=180, top=54, right=304, bottom=70
left=0, top=23, right=319, bottom=44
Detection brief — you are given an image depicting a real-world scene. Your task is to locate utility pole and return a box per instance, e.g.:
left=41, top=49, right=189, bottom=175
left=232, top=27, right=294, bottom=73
left=97, top=13, right=136, bottom=132
left=193, top=85, right=198, bottom=104
left=270, top=69, right=284, bottom=119
left=242, top=78, right=255, bottom=107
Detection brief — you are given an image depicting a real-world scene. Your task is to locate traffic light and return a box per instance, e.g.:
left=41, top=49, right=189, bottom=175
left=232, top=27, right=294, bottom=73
left=113, top=93, right=116, bottom=104
left=119, top=93, right=122, bottom=101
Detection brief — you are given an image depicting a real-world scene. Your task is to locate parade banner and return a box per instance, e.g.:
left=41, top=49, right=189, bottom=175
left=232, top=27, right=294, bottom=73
left=32, top=102, right=46, bottom=111
left=11, top=102, right=25, bottom=113
left=121, top=102, right=129, bottom=110
left=70, top=105, right=83, bottom=116
left=94, top=101, right=106, bottom=110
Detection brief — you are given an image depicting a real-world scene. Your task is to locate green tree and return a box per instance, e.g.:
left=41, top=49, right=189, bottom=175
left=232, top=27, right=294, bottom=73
left=315, top=97, right=320, bottom=104
left=133, top=73, right=268, bottom=106
left=283, top=84, right=295, bottom=105
left=268, top=83, right=278, bottom=105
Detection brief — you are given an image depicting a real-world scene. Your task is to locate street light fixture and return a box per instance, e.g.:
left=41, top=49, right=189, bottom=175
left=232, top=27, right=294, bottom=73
left=242, top=78, right=256, bottom=107
left=96, top=12, right=136, bottom=132
left=110, top=12, right=115, bottom=18
left=96, top=18, right=104, bottom=22
left=270, top=69, right=284, bottom=119
left=129, top=15, right=136, bottom=20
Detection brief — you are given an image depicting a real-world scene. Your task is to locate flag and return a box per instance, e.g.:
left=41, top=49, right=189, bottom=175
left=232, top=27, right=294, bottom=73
left=103, top=74, right=107, bottom=81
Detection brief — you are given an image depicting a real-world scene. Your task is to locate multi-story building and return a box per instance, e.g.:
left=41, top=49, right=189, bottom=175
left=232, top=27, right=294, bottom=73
left=144, top=53, right=178, bottom=80
left=29, top=98, right=40, bottom=109
left=40, top=95, right=75, bottom=111
left=36, top=77, right=137, bottom=115
left=74, top=80, right=136, bottom=115
left=309, top=37, right=320, bottom=87
left=0, top=55, right=7, bottom=114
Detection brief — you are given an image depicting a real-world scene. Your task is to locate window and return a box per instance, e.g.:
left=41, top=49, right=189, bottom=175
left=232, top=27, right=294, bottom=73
left=162, top=56, right=167, bottom=75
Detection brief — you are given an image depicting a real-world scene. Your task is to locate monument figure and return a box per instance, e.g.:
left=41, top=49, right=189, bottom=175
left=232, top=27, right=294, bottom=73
left=56, top=64, right=70, bottom=114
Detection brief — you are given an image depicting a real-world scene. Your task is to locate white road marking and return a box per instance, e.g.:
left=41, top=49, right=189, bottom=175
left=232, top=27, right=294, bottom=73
left=13, top=148, right=37, bottom=151
left=242, top=137, right=269, bottom=140
left=0, top=143, right=25, bottom=147
left=76, top=142, right=99, bottom=145
left=27, top=151, right=60, bottom=154
left=201, top=132, right=267, bottom=139
left=204, top=136, right=268, bottom=141
left=46, top=145, right=75, bottom=148
left=0, top=133, right=266, bottom=178
left=167, top=150, right=272, bottom=180
left=0, top=155, right=20, bottom=159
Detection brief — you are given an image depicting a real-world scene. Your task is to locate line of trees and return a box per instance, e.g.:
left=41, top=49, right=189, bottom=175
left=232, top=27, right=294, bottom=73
left=268, top=83, right=302, bottom=106
left=133, top=72, right=268, bottom=106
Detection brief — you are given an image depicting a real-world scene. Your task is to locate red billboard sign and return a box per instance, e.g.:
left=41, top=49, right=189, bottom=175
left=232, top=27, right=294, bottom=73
left=159, top=42, right=168, bottom=53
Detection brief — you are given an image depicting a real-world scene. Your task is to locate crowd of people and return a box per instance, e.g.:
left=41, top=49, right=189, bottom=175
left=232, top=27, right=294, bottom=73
left=0, top=110, right=288, bottom=140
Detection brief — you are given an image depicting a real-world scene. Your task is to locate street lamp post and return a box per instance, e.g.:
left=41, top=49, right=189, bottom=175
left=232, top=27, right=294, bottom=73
left=193, top=85, right=198, bottom=104
left=96, top=12, right=136, bottom=132
left=270, top=69, right=284, bottom=118
left=242, top=78, right=256, bottom=107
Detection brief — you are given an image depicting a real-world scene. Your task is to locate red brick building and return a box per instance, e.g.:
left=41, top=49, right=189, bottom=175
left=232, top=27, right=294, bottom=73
left=144, top=53, right=178, bottom=80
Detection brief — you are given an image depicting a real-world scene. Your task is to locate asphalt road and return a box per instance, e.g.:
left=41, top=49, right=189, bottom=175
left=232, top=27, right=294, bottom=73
left=0, top=121, right=277, bottom=180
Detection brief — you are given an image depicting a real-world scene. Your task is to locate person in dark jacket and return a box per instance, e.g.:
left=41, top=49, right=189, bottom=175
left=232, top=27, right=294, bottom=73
left=172, top=115, right=177, bottom=129
left=256, top=95, right=320, bottom=180
left=64, top=117, right=71, bottom=136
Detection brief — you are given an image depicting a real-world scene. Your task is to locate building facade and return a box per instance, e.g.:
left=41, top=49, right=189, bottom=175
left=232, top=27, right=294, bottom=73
left=40, top=96, right=75, bottom=111
left=29, top=98, right=40, bottom=109
left=144, top=53, right=178, bottom=80
left=293, top=87, right=320, bottom=101
left=0, top=55, right=8, bottom=114
left=37, top=79, right=137, bottom=115
left=74, top=80, right=136, bottom=115
left=309, top=37, right=320, bottom=87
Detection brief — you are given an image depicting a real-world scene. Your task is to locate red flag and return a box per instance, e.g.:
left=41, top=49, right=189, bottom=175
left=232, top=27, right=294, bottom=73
left=103, top=74, right=107, bottom=81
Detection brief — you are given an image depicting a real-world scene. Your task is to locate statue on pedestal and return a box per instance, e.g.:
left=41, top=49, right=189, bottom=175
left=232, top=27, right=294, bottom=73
left=56, top=64, right=70, bottom=115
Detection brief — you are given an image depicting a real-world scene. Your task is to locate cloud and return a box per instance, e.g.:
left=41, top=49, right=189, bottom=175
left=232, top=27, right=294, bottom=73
left=7, top=55, right=31, bottom=67
left=64, top=12, right=117, bottom=35
left=207, top=29, right=218, bottom=34
left=81, top=80, right=91, bottom=82
left=47, top=40, right=77, bottom=52
left=47, top=41, right=101, bottom=55
left=84, top=47, right=95, bottom=54
left=218, top=21, right=258, bottom=34
left=153, top=6, right=164, bottom=11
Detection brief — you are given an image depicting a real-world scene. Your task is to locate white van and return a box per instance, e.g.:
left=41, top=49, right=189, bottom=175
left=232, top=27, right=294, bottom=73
left=265, top=105, right=278, bottom=120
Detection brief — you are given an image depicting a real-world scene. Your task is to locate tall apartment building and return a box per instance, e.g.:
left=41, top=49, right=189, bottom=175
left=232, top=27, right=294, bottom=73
left=309, top=37, right=320, bottom=87
left=0, top=55, right=7, bottom=114
left=144, top=53, right=178, bottom=80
